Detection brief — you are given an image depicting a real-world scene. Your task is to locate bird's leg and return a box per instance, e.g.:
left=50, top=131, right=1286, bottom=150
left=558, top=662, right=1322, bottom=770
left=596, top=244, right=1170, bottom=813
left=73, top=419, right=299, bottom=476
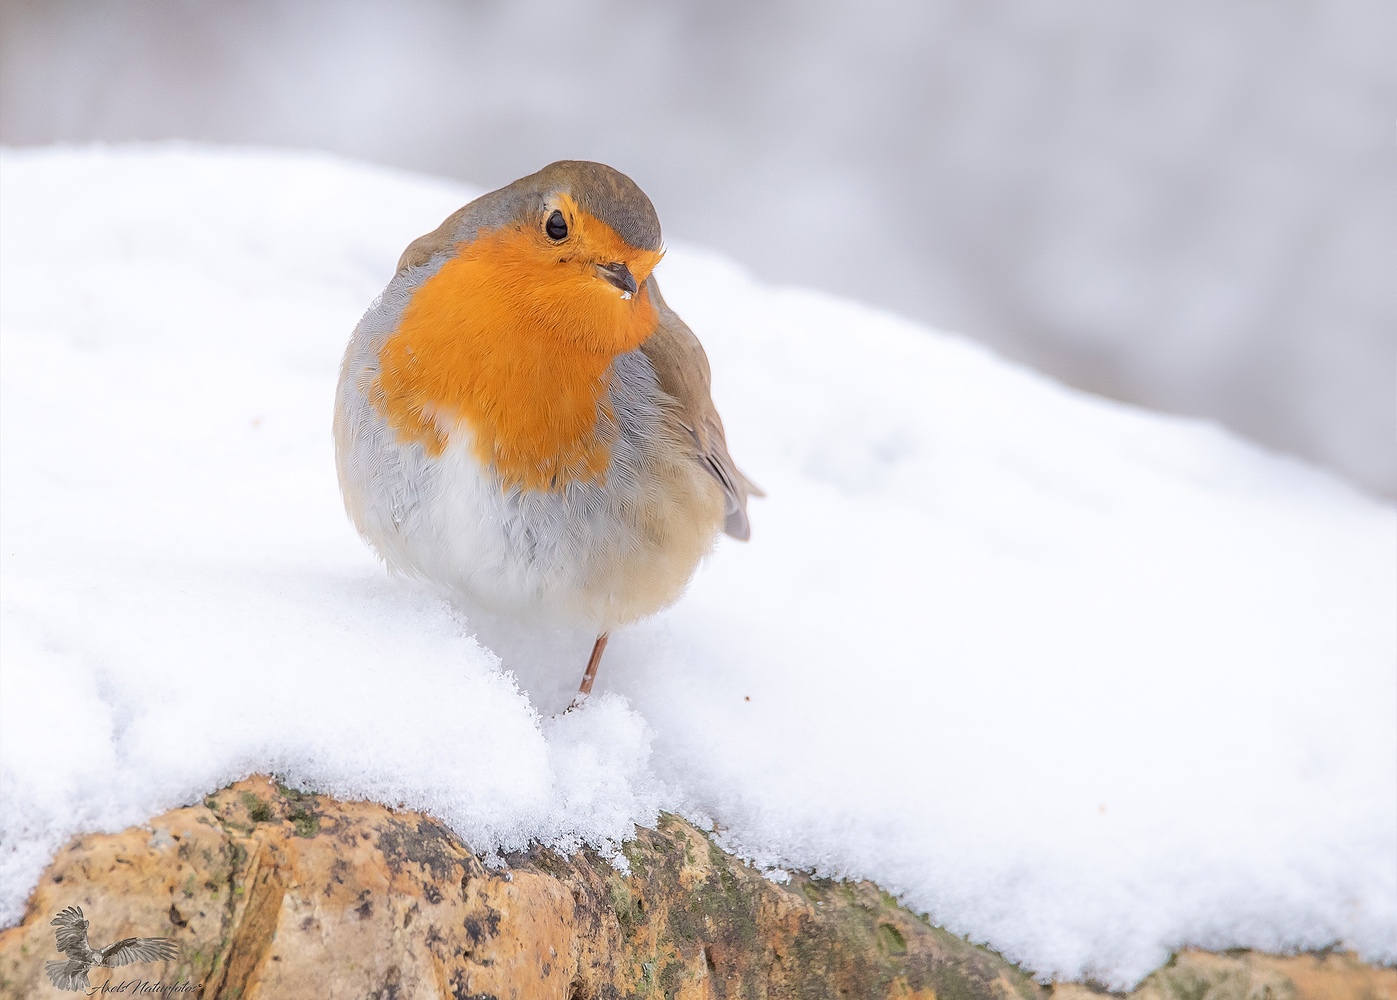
left=574, top=632, right=609, bottom=704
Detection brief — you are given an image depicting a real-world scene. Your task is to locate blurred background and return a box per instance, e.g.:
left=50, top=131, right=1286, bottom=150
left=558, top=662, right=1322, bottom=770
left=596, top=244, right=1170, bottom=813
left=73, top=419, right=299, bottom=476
left=3, top=0, right=1393, bottom=495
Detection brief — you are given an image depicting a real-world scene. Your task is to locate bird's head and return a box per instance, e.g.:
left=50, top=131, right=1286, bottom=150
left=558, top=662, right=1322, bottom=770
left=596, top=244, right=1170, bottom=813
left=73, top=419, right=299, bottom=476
left=451, top=160, right=667, bottom=356
left=377, top=161, right=669, bottom=480
left=531, top=160, right=665, bottom=298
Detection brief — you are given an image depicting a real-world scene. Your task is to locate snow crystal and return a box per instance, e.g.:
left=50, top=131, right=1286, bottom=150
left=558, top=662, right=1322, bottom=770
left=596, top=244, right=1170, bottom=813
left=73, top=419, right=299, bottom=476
left=1, top=145, right=1392, bottom=986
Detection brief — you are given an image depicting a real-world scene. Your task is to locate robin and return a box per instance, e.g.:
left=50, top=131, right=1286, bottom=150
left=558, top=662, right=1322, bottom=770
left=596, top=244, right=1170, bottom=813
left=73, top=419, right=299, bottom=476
left=334, top=161, right=758, bottom=702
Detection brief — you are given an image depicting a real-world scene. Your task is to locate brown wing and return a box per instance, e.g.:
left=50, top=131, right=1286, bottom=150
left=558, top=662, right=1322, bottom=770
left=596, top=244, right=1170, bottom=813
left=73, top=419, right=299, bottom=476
left=640, top=277, right=761, bottom=541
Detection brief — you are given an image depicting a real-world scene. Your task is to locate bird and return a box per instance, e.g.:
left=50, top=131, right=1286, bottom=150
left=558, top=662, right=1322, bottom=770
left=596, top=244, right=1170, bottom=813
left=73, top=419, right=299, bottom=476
left=334, top=161, right=757, bottom=701
left=44, top=905, right=180, bottom=991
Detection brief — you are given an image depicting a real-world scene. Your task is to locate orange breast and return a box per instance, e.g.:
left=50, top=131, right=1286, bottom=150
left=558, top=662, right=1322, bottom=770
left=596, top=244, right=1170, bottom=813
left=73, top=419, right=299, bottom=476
left=373, top=217, right=662, bottom=492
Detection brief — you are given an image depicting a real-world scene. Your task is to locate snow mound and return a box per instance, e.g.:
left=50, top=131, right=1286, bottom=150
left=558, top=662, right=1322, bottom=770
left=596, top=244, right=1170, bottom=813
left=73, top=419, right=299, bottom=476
left=2, top=145, right=1393, bottom=986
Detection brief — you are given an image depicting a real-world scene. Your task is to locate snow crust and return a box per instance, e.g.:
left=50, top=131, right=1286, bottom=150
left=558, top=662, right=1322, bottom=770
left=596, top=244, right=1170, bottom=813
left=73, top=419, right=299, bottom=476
left=2, top=145, right=1393, bottom=985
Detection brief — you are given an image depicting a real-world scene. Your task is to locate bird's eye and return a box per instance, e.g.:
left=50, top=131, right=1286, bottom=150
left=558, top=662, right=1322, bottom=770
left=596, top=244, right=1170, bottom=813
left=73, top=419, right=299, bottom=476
left=545, top=210, right=568, bottom=240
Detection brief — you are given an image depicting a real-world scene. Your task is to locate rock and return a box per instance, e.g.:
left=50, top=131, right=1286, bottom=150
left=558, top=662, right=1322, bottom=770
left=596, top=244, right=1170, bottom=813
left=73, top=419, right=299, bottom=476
left=1051, top=949, right=1397, bottom=1000
left=1, top=777, right=1391, bottom=1000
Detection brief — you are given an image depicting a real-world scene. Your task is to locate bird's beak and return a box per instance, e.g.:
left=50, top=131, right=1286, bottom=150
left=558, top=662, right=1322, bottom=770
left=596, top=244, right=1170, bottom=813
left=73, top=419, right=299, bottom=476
left=596, top=261, right=638, bottom=297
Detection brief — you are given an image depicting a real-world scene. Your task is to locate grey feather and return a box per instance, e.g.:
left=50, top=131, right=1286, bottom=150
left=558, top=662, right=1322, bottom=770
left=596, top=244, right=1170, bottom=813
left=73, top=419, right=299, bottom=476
left=44, top=958, right=91, bottom=991
left=44, top=905, right=178, bottom=991
left=50, top=906, right=91, bottom=959
left=100, top=937, right=181, bottom=966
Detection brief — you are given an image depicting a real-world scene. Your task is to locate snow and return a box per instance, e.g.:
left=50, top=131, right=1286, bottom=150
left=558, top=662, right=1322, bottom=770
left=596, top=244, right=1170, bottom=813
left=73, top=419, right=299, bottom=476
left=1, top=145, right=1393, bottom=986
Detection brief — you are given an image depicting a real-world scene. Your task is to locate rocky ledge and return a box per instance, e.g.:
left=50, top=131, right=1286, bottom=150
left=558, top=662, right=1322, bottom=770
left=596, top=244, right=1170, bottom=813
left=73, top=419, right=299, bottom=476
left=1, top=777, right=1390, bottom=999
